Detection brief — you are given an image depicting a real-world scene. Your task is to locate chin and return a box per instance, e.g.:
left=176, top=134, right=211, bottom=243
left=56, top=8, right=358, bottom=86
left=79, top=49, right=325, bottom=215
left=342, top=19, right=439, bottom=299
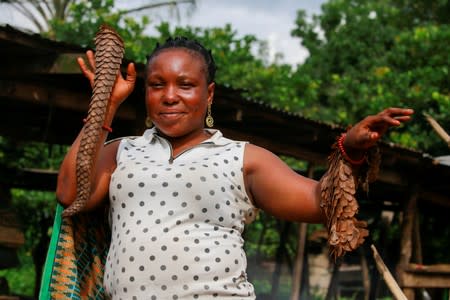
left=154, top=124, right=185, bottom=138
left=157, top=124, right=203, bottom=140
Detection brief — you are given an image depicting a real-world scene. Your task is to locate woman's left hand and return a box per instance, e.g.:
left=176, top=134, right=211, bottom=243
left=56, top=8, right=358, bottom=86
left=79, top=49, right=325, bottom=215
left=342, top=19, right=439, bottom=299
left=344, top=107, right=414, bottom=154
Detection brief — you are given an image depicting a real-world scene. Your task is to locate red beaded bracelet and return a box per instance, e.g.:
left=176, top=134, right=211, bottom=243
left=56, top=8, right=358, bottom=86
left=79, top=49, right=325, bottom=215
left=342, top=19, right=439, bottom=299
left=337, top=133, right=366, bottom=165
left=83, top=118, right=113, bottom=133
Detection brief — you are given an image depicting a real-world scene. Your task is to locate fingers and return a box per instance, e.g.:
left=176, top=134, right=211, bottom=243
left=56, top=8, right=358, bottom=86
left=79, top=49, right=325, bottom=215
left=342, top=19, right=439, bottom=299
left=393, top=115, right=413, bottom=122
left=125, top=63, right=137, bottom=84
left=379, top=107, right=414, bottom=126
left=112, top=63, right=136, bottom=89
left=383, top=107, right=414, bottom=116
left=347, top=107, right=414, bottom=150
left=382, top=107, right=414, bottom=118
left=77, top=56, right=95, bottom=87
left=113, top=62, right=136, bottom=82
left=86, top=50, right=96, bottom=71
left=77, top=50, right=97, bottom=87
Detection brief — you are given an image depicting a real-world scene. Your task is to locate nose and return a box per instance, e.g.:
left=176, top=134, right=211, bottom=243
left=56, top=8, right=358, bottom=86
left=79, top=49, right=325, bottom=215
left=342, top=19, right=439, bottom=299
left=162, top=85, right=179, bottom=104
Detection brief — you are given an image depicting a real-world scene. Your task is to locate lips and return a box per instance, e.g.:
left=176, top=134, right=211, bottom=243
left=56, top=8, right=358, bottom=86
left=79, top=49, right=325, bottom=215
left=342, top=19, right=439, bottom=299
left=159, top=111, right=186, bottom=121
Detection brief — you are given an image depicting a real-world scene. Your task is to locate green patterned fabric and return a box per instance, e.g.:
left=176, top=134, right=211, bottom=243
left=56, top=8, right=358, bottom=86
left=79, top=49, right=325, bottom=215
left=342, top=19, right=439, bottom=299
left=39, top=204, right=111, bottom=299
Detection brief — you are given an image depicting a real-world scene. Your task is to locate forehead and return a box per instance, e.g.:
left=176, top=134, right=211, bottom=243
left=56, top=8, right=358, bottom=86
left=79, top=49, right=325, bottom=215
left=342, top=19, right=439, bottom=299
left=148, top=47, right=206, bottom=67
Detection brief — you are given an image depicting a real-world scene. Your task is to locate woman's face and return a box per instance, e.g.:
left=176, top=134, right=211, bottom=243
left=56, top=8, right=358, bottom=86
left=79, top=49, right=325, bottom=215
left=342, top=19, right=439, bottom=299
left=146, top=48, right=215, bottom=138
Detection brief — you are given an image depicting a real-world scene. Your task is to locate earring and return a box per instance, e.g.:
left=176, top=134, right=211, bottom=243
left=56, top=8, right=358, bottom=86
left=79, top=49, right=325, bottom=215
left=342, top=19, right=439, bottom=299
left=205, top=103, right=214, bottom=128
left=145, top=116, right=153, bottom=128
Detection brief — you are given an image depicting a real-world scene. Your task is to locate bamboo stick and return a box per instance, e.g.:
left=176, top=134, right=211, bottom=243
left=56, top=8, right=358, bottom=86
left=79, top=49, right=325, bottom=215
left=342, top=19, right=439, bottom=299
left=423, top=113, right=450, bottom=148
left=371, top=244, right=408, bottom=300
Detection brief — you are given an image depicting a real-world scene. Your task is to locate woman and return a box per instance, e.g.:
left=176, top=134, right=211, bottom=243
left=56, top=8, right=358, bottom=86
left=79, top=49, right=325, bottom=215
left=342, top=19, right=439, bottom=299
left=56, top=37, right=413, bottom=299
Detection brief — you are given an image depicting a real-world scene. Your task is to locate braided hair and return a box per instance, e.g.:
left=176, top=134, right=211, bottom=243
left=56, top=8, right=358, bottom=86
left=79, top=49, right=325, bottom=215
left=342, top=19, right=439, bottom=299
left=146, top=37, right=217, bottom=84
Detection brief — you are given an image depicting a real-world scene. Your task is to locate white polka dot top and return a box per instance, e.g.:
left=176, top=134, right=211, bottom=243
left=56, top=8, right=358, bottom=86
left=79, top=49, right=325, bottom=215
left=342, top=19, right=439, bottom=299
left=104, top=128, right=258, bottom=299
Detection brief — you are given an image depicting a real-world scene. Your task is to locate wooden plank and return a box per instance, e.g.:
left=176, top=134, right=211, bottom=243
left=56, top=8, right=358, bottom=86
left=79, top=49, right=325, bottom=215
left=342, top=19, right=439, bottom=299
left=0, top=79, right=136, bottom=120
left=0, top=167, right=58, bottom=191
left=0, top=226, right=24, bottom=248
left=377, top=169, right=409, bottom=186
left=401, top=271, right=450, bottom=288
left=0, top=210, right=25, bottom=248
left=420, top=191, right=450, bottom=208
left=406, top=264, right=450, bottom=274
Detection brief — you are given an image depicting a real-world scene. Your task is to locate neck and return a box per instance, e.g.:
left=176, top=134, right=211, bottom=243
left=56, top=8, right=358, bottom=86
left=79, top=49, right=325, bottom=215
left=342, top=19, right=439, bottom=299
left=156, top=128, right=212, bottom=156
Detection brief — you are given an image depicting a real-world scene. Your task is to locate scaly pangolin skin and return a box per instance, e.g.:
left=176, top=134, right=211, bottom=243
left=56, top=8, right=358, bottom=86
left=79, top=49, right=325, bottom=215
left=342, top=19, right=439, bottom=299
left=62, top=25, right=124, bottom=217
left=319, top=144, right=380, bottom=259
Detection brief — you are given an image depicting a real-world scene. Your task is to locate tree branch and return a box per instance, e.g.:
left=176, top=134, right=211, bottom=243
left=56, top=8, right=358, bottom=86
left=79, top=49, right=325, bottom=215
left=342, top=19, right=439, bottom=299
left=10, top=2, right=45, bottom=32
left=119, top=0, right=194, bottom=15
left=423, top=113, right=450, bottom=148
left=29, top=0, right=52, bottom=28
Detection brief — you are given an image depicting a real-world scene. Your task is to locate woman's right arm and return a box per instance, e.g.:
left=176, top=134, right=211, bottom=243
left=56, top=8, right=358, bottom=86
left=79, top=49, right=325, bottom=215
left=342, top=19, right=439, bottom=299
left=56, top=133, right=120, bottom=210
left=56, top=50, right=136, bottom=211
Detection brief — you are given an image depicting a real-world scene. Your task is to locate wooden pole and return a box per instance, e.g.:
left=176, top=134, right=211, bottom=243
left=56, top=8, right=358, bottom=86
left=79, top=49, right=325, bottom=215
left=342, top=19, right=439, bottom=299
left=397, top=187, right=419, bottom=299
left=360, top=247, right=370, bottom=300
left=290, top=164, right=314, bottom=300
left=371, top=244, right=408, bottom=300
left=325, top=260, right=341, bottom=300
left=413, top=212, right=423, bottom=264
left=290, top=222, right=308, bottom=300
left=270, top=220, right=291, bottom=298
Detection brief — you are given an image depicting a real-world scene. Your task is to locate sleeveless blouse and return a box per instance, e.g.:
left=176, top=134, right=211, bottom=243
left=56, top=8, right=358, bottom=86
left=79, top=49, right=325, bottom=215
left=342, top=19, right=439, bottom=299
left=104, top=128, right=258, bottom=299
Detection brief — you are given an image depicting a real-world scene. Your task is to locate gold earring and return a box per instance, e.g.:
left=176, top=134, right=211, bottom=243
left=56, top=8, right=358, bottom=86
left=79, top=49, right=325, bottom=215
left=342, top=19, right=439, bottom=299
left=205, top=104, right=214, bottom=128
left=145, top=116, right=153, bottom=128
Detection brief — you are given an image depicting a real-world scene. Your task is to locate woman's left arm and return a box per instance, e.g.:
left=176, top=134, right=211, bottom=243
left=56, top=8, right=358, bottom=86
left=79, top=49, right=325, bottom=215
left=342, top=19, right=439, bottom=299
left=244, top=143, right=324, bottom=223
left=243, top=107, right=414, bottom=224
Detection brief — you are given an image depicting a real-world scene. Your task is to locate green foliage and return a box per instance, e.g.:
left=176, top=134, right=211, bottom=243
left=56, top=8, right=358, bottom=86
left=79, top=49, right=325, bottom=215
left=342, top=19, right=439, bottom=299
left=3, top=189, right=56, bottom=296
left=291, top=0, right=450, bottom=154
left=49, top=0, right=157, bottom=63
left=244, top=212, right=283, bottom=259
left=0, top=248, right=35, bottom=296
left=0, top=137, right=65, bottom=170
left=0, top=137, right=62, bottom=296
left=10, top=189, right=56, bottom=249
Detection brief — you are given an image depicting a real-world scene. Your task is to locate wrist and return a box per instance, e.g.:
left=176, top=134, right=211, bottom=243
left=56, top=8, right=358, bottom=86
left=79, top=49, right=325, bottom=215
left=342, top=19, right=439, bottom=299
left=338, top=133, right=366, bottom=165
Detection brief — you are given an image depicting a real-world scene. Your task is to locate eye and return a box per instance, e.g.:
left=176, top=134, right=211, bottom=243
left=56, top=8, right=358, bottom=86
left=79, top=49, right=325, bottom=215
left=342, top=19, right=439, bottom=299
left=148, top=81, right=164, bottom=88
left=179, top=82, right=194, bottom=89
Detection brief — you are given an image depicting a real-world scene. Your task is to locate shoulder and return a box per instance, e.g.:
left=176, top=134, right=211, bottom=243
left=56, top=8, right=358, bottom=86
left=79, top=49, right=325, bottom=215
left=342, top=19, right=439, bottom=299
left=244, top=143, right=284, bottom=173
left=244, top=143, right=279, bottom=160
left=105, top=136, right=136, bottom=146
left=207, top=129, right=246, bottom=147
left=106, top=135, right=142, bottom=151
left=102, top=136, right=140, bottom=161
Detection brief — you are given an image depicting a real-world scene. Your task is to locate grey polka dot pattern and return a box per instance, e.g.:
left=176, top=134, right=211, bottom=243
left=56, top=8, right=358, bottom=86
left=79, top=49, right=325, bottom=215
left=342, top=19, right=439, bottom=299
left=104, top=128, right=257, bottom=299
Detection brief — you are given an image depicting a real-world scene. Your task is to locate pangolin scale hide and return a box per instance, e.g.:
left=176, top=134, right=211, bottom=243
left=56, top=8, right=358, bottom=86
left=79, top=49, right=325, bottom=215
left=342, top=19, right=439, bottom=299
left=320, top=147, right=371, bottom=260
left=62, top=26, right=124, bottom=217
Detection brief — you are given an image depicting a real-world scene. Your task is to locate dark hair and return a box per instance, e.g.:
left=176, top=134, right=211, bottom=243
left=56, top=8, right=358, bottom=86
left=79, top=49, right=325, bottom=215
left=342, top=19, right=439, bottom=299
left=146, top=36, right=217, bottom=83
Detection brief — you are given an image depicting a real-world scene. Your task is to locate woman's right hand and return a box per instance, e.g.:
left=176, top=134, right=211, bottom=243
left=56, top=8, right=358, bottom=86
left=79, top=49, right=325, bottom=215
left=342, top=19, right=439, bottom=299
left=77, top=50, right=137, bottom=108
